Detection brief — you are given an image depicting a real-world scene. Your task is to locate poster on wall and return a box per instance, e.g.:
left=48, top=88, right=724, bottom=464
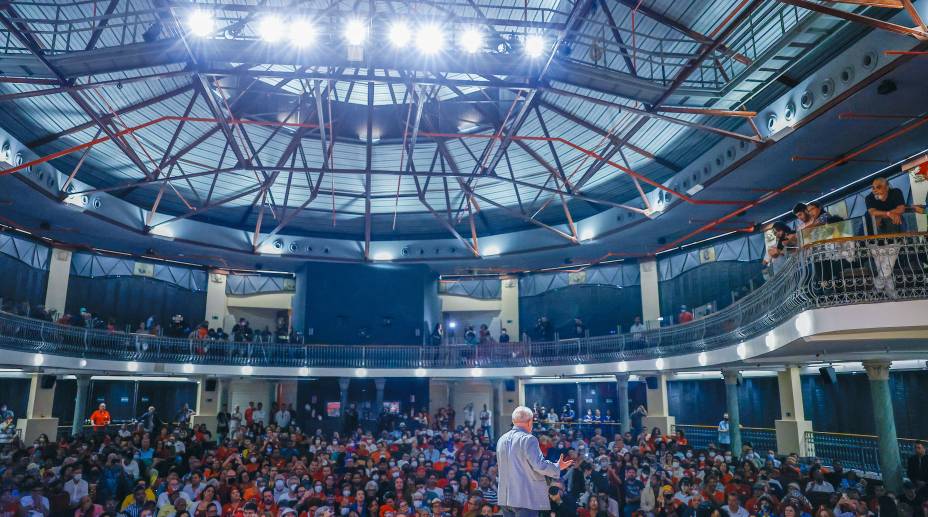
left=383, top=401, right=400, bottom=414
left=326, top=402, right=341, bottom=417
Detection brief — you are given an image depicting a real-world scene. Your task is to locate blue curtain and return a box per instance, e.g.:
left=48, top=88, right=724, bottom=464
left=659, top=261, right=764, bottom=317
left=65, top=275, right=206, bottom=329
left=0, top=253, right=47, bottom=307
left=519, top=284, right=643, bottom=338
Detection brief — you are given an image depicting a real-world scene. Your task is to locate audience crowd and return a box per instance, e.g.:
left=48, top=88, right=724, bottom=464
left=2, top=394, right=926, bottom=517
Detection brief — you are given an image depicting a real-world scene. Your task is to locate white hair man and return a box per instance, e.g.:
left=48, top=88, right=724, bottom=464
left=496, top=405, right=573, bottom=516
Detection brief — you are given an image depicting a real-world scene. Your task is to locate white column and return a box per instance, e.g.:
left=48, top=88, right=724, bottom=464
left=775, top=366, right=814, bottom=455
left=18, top=374, right=58, bottom=444
left=642, top=373, right=675, bottom=434
left=191, top=377, right=222, bottom=435
left=205, top=270, right=230, bottom=331
left=500, top=276, right=520, bottom=338
left=639, top=258, right=661, bottom=326
left=44, top=248, right=72, bottom=317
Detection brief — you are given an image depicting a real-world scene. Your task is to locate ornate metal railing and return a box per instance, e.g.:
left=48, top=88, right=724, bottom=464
left=805, top=431, right=923, bottom=472
left=0, top=230, right=926, bottom=369
left=672, top=424, right=777, bottom=452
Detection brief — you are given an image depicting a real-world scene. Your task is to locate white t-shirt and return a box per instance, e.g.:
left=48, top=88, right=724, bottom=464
left=723, top=506, right=749, bottom=517
left=20, top=495, right=50, bottom=517
left=65, top=479, right=89, bottom=506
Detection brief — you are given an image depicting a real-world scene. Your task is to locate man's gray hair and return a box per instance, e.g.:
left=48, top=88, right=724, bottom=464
left=511, top=406, right=534, bottom=424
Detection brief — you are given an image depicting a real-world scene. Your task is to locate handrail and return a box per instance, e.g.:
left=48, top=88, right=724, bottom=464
left=0, top=230, right=925, bottom=369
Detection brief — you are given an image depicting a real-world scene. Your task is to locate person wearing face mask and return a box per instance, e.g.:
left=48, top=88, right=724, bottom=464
left=65, top=467, right=89, bottom=508
left=718, top=413, right=731, bottom=451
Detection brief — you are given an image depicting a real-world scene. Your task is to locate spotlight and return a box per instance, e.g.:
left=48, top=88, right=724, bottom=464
left=344, top=19, right=367, bottom=45
left=523, top=365, right=537, bottom=376
left=79, top=358, right=88, bottom=368
left=182, top=363, right=195, bottom=374
left=241, top=365, right=254, bottom=375
left=298, top=366, right=310, bottom=376
left=33, top=353, right=44, bottom=366
left=414, top=367, right=427, bottom=377
left=736, top=343, right=747, bottom=359
left=388, top=21, right=411, bottom=48
left=258, top=15, right=284, bottom=42
left=417, top=24, right=444, bottom=54
left=127, top=361, right=140, bottom=372
left=188, top=10, right=215, bottom=38
left=482, top=246, right=501, bottom=257
left=574, top=364, right=586, bottom=374
left=580, top=229, right=595, bottom=241
left=459, top=27, right=483, bottom=53
left=288, top=19, right=315, bottom=47
left=524, top=34, right=545, bottom=57
left=617, top=360, right=628, bottom=373
left=355, top=367, right=368, bottom=377
left=470, top=367, right=483, bottom=377
left=448, top=321, right=457, bottom=329
left=655, top=357, right=665, bottom=370
left=698, top=352, right=708, bottom=366
left=373, top=251, right=393, bottom=261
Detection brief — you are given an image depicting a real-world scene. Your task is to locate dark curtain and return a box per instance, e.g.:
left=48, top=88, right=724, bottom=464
left=524, top=381, right=647, bottom=422
left=65, top=275, right=206, bottom=329
left=519, top=284, right=643, bottom=339
left=0, top=253, right=47, bottom=307
left=0, top=378, right=31, bottom=419
left=138, top=381, right=198, bottom=422
left=52, top=379, right=196, bottom=427
left=659, top=261, right=764, bottom=318
left=295, top=378, right=428, bottom=432
left=668, top=378, right=780, bottom=427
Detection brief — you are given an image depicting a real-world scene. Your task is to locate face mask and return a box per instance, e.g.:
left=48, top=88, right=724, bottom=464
left=413, top=501, right=422, bottom=508
left=372, top=474, right=379, bottom=481
left=342, top=490, right=351, bottom=497
left=73, top=474, right=82, bottom=482
left=314, top=486, right=323, bottom=493
left=725, top=455, right=732, bottom=461
left=672, top=462, right=679, bottom=468
left=289, top=483, right=298, bottom=490
left=699, top=456, right=705, bottom=462
left=275, top=480, right=285, bottom=489
left=411, top=461, right=418, bottom=467
left=685, top=452, right=693, bottom=459
left=389, top=461, right=396, bottom=467
left=709, top=452, right=716, bottom=458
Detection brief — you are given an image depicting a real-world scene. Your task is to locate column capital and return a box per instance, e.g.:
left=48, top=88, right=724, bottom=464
left=615, top=373, right=630, bottom=384
left=863, top=360, right=891, bottom=381
left=722, top=369, right=741, bottom=385
left=338, top=378, right=351, bottom=391
left=374, top=377, right=386, bottom=390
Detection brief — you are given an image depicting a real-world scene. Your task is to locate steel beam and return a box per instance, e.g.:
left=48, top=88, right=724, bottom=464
left=778, top=0, right=928, bottom=39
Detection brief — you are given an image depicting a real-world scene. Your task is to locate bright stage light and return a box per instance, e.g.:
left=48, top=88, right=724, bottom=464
left=524, top=34, right=545, bottom=57
left=188, top=10, right=215, bottom=38
left=258, top=15, right=284, bottom=42
left=524, top=365, right=537, bottom=376
left=416, top=24, right=444, bottom=54
left=388, top=21, right=411, bottom=47
left=298, top=366, right=310, bottom=376
left=459, top=27, right=483, bottom=53
left=344, top=19, right=367, bottom=45
left=288, top=19, right=315, bottom=47
left=414, top=367, right=427, bottom=377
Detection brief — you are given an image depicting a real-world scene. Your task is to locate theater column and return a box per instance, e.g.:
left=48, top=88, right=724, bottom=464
left=775, top=366, right=813, bottom=455
left=374, top=378, right=386, bottom=415
left=639, top=259, right=660, bottom=326
left=205, top=270, right=230, bottom=332
left=864, top=360, right=903, bottom=493
left=339, top=378, right=350, bottom=421
left=191, top=377, right=222, bottom=435
left=18, top=374, right=58, bottom=444
left=722, top=370, right=742, bottom=455
left=44, top=248, right=72, bottom=317
left=500, top=276, right=520, bottom=338
left=616, top=373, right=631, bottom=435
left=72, top=375, right=90, bottom=437
left=642, top=373, right=675, bottom=434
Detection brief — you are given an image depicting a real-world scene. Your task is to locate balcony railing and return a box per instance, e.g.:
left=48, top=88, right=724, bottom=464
left=672, top=424, right=778, bottom=453
left=805, top=431, right=924, bottom=473
left=0, top=227, right=926, bottom=369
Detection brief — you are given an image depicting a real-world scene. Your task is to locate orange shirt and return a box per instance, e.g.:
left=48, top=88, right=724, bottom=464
left=90, top=409, right=111, bottom=429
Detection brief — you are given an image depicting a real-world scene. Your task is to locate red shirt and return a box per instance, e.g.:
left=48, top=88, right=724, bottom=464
left=90, top=409, right=111, bottom=430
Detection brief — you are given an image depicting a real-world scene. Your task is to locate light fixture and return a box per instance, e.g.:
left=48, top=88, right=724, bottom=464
left=373, top=251, right=393, bottom=261
left=736, top=343, right=747, bottom=359
left=459, top=27, right=483, bottom=53
left=795, top=312, right=813, bottom=337
left=414, top=367, right=427, bottom=377
left=617, top=360, right=628, bottom=373
left=470, top=367, right=483, bottom=377
left=182, top=363, right=195, bottom=374
left=356, top=367, right=368, bottom=377
left=298, top=366, right=310, bottom=376
left=524, top=34, right=545, bottom=57
left=258, top=15, right=284, bottom=42
left=448, top=321, right=457, bottom=329
left=79, top=359, right=88, bottom=368
left=33, top=353, right=44, bottom=366
left=698, top=352, right=708, bottom=366
left=765, top=331, right=777, bottom=350
left=288, top=19, right=315, bottom=47
left=655, top=357, right=665, bottom=370
left=417, top=23, right=444, bottom=54
left=482, top=246, right=501, bottom=257
left=574, top=364, right=586, bottom=374
left=580, top=229, right=595, bottom=241
left=241, top=365, right=254, bottom=375
left=344, top=19, right=367, bottom=46
left=523, top=365, right=537, bottom=376
left=127, top=361, right=140, bottom=372
left=188, top=10, right=215, bottom=38
left=388, top=21, right=411, bottom=47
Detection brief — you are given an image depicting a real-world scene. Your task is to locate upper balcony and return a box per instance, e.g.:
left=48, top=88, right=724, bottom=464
left=1, top=218, right=927, bottom=377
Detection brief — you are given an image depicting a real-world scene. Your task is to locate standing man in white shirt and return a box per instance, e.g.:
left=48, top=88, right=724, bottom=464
left=252, top=402, right=267, bottom=425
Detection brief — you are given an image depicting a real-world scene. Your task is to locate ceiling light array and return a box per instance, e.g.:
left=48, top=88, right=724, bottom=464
left=187, top=11, right=548, bottom=57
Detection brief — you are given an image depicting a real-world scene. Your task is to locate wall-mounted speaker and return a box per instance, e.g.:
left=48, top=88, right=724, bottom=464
left=40, top=375, right=56, bottom=389
left=504, top=380, right=516, bottom=392
left=645, top=376, right=659, bottom=390
left=205, top=379, right=217, bottom=392
left=819, top=366, right=837, bottom=385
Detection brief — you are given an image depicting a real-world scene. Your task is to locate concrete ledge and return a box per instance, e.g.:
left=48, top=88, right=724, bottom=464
left=16, top=418, right=58, bottom=445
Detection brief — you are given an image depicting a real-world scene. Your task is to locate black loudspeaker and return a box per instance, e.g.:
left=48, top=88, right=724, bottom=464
left=504, top=380, right=516, bottom=392
left=819, top=366, right=837, bottom=385
left=40, top=375, right=56, bottom=389
left=205, top=379, right=217, bottom=392
left=645, top=376, right=658, bottom=389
